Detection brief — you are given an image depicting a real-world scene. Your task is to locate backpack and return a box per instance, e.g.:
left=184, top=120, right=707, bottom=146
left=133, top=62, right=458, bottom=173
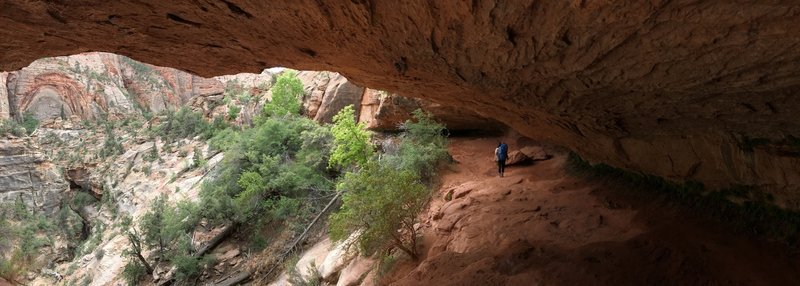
left=497, top=144, right=508, bottom=160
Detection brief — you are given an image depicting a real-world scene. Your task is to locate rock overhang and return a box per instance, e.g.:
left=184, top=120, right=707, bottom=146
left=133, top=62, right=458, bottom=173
left=2, top=1, right=800, bottom=205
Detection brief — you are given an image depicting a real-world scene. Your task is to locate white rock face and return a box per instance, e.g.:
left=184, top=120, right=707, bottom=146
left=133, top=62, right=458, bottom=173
left=0, top=72, right=10, bottom=120
left=319, top=233, right=359, bottom=280
left=271, top=232, right=374, bottom=286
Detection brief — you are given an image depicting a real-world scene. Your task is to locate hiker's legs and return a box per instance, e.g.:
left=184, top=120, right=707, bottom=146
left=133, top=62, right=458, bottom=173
left=498, top=160, right=505, bottom=176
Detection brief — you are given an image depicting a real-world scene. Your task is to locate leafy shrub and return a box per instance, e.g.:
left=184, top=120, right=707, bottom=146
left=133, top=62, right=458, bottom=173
left=100, top=123, right=123, bottom=157
left=192, top=146, right=206, bottom=169
left=0, top=119, right=26, bottom=137
left=260, top=71, right=303, bottom=118
left=330, top=109, right=449, bottom=260
left=20, top=112, right=39, bottom=135
left=139, top=194, right=199, bottom=261
left=384, top=109, right=449, bottom=179
left=143, top=143, right=159, bottom=162
left=329, top=105, right=372, bottom=170
left=199, top=115, right=333, bottom=224
left=0, top=112, right=38, bottom=137
left=227, top=104, right=241, bottom=120
left=288, top=261, right=322, bottom=286
left=95, top=248, right=105, bottom=261
left=122, top=260, right=147, bottom=286
left=330, top=162, right=429, bottom=260
left=173, top=254, right=215, bottom=282
left=152, top=107, right=209, bottom=142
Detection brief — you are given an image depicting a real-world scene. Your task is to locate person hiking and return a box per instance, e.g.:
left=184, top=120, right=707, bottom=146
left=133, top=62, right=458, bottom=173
left=495, top=142, right=508, bottom=177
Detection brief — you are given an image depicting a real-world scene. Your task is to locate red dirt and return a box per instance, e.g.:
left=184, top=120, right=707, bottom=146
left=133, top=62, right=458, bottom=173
left=383, top=136, right=800, bottom=286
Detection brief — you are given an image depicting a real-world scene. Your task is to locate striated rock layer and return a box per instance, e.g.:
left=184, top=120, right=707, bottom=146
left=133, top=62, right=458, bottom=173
left=0, top=52, right=225, bottom=124
left=0, top=139, right=67, bottom=213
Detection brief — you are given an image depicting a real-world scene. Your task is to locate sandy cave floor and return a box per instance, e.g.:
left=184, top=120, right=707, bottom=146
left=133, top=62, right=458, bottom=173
left=382, top=136, right=800, bottom=286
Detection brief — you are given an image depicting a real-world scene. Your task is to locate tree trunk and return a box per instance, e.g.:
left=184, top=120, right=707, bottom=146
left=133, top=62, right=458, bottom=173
left=136, top=251, right=154, bottom=274
left=193, top=223, right=237, bottom=257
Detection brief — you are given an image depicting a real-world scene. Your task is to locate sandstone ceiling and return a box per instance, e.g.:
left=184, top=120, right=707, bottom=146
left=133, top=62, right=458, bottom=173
left=2, top=1, right=800, bottom=200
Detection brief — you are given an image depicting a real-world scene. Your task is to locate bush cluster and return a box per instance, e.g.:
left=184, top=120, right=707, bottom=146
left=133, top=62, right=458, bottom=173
left=0, top=112, right=39, bottom=137
left=329, top=109, right=449, bottom=260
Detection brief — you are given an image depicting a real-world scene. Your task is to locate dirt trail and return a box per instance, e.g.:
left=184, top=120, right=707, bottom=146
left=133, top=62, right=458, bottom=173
left=384, top=136, right=800, bottom=286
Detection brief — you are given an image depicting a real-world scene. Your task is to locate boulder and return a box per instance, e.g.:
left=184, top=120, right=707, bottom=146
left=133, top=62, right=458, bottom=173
left=314, top=73, right=364, bottom=123
left=335, top=257, right=376, bottom=286
left=319, top=232, right=360, bottom=282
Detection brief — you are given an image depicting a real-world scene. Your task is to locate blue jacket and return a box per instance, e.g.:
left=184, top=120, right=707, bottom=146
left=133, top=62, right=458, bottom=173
left=497, top=143, right=508, bottom=160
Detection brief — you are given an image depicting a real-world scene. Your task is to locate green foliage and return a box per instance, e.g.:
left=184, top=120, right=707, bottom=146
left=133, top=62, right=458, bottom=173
left=227, top=104, right=241, bottom=120
left=100, top=123, right=123, bottom=158
left=173, top=254, right=215, bottom=283
left=0, top=198, right=56, bottom=281
left=20, top=112, right=39, bottom=135
left=330, top=162, right=429, bottom=259
left=80, top=275, right=92, bottom=286
left=377, top=253, right=399, bottom=278
left=152, top=107, right=207, bottom=142
left=192, top=146, right=206, bottom=170
left=0, top=119, right=27, bottom=137
left=139, top=194, right=199, bottom=261
left=122, top=260, right=147, bottom=286
left=261, top=71, right=303, bottom=118
left=330, top=109, right=448, bottom=260
left=144, top=143, right=159, bottom=162
left=209, top=127, right=242, bottom=152
left=384, top=109, right=449, bottom=179
left=329, top=105, right=372, bottom=170
left=199, top=115, right=333, bottom=224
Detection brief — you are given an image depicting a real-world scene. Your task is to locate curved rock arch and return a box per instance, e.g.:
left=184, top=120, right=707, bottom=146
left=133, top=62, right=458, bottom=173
left=18, top=73, right=104, bottom=121
left=2, top=1, right=800, bottom=203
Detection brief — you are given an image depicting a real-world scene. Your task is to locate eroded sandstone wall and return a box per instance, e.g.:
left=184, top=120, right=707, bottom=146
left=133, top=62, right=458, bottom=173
left=2, top=1, right=798, bottom=201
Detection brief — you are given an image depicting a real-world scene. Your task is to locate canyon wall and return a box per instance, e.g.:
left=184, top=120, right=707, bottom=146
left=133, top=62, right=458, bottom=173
left=0, top=53, right=226, bottom=124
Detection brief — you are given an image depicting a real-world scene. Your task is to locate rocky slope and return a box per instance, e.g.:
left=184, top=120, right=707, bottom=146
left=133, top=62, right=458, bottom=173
left=269, top=135, right=800, bottom=286
left=0, top=52, right=497, bottom=285
left=2, top=1, right=800, bottom=204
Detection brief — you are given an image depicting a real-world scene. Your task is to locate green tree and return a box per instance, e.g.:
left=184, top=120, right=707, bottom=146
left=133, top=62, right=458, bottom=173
left=192, top=146, right=206, bottom=169
left=330, top=109, right=449, bottom=261
left=328, top=105, right=372, bottom=169
left=199, top=116, right=333, bottom=225
left=385, top=109, right=449, bottom=179
left=120, top=216, right=152, bottom=283
left=139, top=194, right=196, bottom=261
left=227, top=104, right=241, bottom=120
left=20, top=112, right=39, bottom=135
left=261, top=71, right=303, bottom=118
left=329, top=162, right=429, bottom=260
